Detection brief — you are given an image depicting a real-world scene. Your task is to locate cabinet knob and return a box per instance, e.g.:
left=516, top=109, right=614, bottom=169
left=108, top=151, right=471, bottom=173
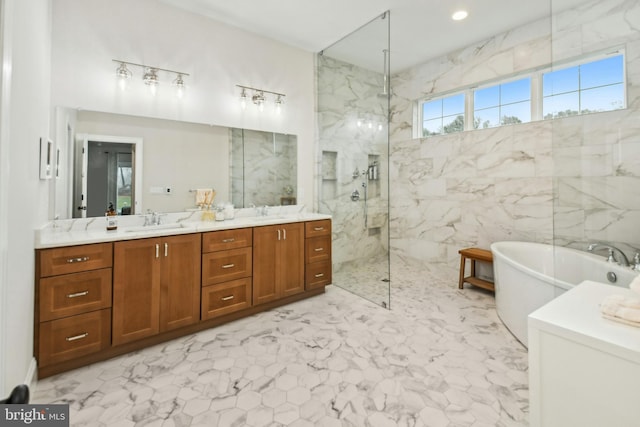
left=314, top=227, right=324, bottom=231
left=221, top=295, right=234, bottom=301
left=222, top=238, right=235, bottom=243
left=222, top=263, right=235, bottom=269
left=314, top=273, right=324, bottom=278
left=314, top=248, right=324, bottom=252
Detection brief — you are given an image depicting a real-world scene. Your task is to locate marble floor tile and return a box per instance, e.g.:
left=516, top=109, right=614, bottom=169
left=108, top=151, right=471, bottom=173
left=33, top=264, right=528, bottom=426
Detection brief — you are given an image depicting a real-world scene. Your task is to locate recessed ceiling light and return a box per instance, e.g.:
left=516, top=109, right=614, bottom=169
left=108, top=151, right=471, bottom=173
left=452, top=10, right=468, bottom=21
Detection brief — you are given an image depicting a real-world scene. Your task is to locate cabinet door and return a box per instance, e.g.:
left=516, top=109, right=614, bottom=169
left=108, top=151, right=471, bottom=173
left=253, top=225, right=279, bottom=305
left=160, top=234, right=201, bottom=332
left=280, top=223, right=304, bottom=298
left=113, top=238, right=161, bottom=346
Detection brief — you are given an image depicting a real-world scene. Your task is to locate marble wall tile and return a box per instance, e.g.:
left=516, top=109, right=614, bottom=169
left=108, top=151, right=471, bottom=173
left=388, top=0, right=640, bottom=268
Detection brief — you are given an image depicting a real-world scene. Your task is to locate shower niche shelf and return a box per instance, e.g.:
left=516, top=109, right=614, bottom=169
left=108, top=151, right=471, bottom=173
left=321, top=151, right=338, bottom=200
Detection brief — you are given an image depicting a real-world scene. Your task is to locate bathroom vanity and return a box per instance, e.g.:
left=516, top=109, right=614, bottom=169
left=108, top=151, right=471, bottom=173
left=528, top=280, right=640, bottom=427
left=34, top=213, right=331, bottom=378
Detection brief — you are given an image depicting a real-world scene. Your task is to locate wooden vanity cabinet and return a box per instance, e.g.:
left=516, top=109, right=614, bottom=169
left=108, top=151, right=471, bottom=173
left=305, top=220, right=332, bottom=289
left=112, top=233, right=201, bottom=346
left=201, top=229, right=253, bottom=320
left=35, top=218, right=331, bottom=378
left=253, top=222, right=305, bottom=305
left=36, top=243, right=113, bottom=367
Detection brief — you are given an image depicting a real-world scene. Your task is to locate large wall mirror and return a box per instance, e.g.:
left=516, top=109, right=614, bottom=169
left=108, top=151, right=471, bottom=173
left=52, top=108, right=297, bottom=219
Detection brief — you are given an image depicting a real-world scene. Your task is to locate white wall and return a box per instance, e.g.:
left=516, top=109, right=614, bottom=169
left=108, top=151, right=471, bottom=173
left=50, top=0, right=316, bottom=210
left=0, top=0, right=52, bottom=394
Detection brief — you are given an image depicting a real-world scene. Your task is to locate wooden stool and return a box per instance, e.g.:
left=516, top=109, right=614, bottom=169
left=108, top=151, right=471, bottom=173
left=458, top=247, right=494, bottom=292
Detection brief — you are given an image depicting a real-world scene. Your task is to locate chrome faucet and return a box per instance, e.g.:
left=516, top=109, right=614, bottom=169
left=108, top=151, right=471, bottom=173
left=143, top=210, right=165, bottom=226
left=587, top=243, right=630, bottom=267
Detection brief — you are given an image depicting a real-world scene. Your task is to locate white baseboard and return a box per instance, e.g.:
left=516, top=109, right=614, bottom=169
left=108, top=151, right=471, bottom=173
left=24, top=357, right=37, bottom=391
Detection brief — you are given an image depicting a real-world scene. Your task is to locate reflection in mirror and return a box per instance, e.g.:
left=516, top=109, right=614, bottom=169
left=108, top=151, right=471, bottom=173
left=52, top=108, right=298, bottom=219
left=230, top=128, right=297, bottom=208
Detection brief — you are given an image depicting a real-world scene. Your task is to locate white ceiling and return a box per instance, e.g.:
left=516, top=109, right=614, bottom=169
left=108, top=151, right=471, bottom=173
left=158, top=0, right=589, bottom=72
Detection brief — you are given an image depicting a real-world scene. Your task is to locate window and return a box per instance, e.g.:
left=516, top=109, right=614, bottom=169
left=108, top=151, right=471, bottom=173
left=416, top=51, right=626, bottom=137
left=474, top=77, right=531, bottom=129
left=422, top=93, right=465, bottom=137
left=543, top=54, right=624, bottom=119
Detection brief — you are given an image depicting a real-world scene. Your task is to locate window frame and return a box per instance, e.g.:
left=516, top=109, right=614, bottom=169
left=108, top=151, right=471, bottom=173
left=415, top=48, right=626, bottom=138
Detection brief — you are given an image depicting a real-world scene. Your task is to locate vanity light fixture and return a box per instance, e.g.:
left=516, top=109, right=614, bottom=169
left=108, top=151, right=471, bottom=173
left=239, top=87, right=248, bottom=110
left=252, top=90, right=266, bottom=112
left=236, top=85, right=286, bottom=113
left=143, top=68, right=159, bottom=95
left=452, top=10, right=468, bottom=21
left=113, top=59, right=189, bottom=98
left=115, top=62, right=132, bottom=91
left=274, top=94, right=284, bottom=114
left=173, top=74, right=186, bottom=98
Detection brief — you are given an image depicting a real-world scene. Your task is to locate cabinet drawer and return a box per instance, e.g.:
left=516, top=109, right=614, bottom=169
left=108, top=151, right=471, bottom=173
left=39, top=268, right=112, bottom=322
left=201, top=278, right=252, bottom=320
left=203, top=228, right=252, bottom=253
left=305, top=236, right=331, bottom=264
left=305, top=261, right=332, bottom=290
left=38, top=308, right=111, bottom=367
left=39, top=243, right=113, bottom=277
left=202, top=247, right=252, bottom=286
left=305, top=220, right=331, bottom=238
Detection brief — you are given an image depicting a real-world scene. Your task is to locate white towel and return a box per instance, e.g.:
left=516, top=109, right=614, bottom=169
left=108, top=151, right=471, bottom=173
left=601, top=294, right=640, bottom=326
left=195, top=188, right=214, bottom=207
left=629, top=274, right=640, bottom=295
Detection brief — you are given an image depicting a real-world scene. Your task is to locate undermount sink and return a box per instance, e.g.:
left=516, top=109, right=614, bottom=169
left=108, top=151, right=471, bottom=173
left=123, top=223, right=189, bottom=233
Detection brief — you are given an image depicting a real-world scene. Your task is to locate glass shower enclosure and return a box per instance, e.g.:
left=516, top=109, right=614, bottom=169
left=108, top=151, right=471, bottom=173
left=316, top=13, right=391, bottom=308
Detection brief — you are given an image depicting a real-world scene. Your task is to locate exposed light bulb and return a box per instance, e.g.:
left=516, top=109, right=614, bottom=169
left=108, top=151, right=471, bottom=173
left=173, top=74, right=185, bottom=98
left=275, top=95, right=284, bottom=114
left=115, top=63, right=132, bottom=91
left=239, top=88, right=248, bottom=110
left=357, top=119, right=362, bottom=127
left=252, top=91, right=266, bottom=112
left=143, top=68, right=159, bottom=96
left=368, top=121, right=373, bottom=129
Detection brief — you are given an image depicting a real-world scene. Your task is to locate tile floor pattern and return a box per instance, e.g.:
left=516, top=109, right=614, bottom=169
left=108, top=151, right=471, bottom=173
left=33, top=263, right=529, bottom=426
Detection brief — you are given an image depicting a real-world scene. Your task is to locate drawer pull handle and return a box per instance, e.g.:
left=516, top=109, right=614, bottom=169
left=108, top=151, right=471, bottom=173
left=222, top=263, right=235, bottom=269
left=314, top=248, right=324, bottom=252
left=221, top=295, right=234, bottom=301
left=66, top=332, right=89, bottom=342
left=67, top=290, right=89, bottom=298
left=222, top=238, right=235, bottom=243
left=315, top=273, right=325, bottom=278
left=67, top=256, right=90, bottom=263
left=314, top=227, right=324, bottom=231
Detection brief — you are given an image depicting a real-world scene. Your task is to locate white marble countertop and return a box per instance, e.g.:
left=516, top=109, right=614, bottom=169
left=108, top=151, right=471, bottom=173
left=528, top=280, right=640, bottom=364
left=36, top=207, right=331, bottom=249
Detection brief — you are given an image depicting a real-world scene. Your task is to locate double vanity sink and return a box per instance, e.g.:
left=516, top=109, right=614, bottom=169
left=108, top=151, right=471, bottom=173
left=34, top=209, right=332, bottom=378
left=36, top=211, right=327, bottom=248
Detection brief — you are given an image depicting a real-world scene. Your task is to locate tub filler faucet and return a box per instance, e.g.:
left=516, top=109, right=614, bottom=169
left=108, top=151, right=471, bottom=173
left=587, top=242, right=630, bottom=267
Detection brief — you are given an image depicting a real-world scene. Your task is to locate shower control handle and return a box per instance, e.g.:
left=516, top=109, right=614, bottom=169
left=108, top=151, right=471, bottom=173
left=350, top=189, right=360, bottom=202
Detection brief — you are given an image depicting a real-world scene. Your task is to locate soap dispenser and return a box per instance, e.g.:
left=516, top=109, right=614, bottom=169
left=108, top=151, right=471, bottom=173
left=106, top=202, right=118, bottom=231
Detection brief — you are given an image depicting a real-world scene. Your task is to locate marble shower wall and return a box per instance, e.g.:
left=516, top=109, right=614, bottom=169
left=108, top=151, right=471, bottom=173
left=390, top=13, right=553, bottom=269
left=551, top=0, right=640, bottom=257
left=230, top=129, right=297, bottom=208
left=317, top=55, right=389, bottom=272
left=390, top=0, right=640, bottom=269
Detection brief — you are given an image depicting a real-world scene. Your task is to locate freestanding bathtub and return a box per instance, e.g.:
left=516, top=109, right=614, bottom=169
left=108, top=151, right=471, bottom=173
left=491, top=241, right=638, bottom=347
